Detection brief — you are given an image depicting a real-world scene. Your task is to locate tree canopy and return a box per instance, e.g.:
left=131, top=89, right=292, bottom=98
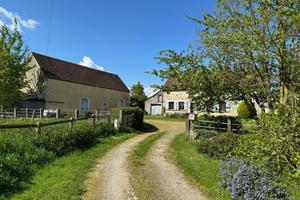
left=0, top=23, right=32, bottom=107
left=151, top=0, right=300, bottom=116
left=129, top=82, right=147, bottom=110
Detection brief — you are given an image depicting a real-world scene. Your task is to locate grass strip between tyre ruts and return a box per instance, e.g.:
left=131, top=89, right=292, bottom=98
left=129, top=132, right=165, bottom=200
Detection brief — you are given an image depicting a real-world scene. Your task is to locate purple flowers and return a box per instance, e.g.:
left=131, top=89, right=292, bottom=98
left=220, top=159, right=290, bottom=200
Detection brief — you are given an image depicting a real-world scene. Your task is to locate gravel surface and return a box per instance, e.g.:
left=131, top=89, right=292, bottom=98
left=82, top=119, right=207, bottom=200
left=146, top=120, right=208, bottom=200
left=82, top=133, right=155, bottom=200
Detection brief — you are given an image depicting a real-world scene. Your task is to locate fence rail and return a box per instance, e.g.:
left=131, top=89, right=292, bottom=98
left=186, top=116, right=259, bottom=139
left=0, top=110, right=111, bottom=134
left=0, top=107, right=44, bottom=119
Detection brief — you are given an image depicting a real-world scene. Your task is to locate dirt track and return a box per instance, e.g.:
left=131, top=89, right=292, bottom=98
left=82, top=133, right=155, bottom=200
left=145, top=120, right=207, bottom=200
left=82, top=119, right=207, bottom=200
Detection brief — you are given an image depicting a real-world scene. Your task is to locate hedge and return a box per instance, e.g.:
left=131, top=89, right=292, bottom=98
left=0, top=121, right=116, bottom=197
left=111, top=107, right=144, bottom=130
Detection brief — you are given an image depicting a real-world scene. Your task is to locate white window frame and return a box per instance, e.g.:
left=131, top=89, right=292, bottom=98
left=102, top=102, right=109, bottom=110
left=80, top=97, right=89, bottom=113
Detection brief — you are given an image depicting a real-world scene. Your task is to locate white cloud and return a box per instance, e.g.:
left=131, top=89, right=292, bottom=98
left=79, top=56, right=104, bottom=71
left=0, top=6, right=39, bottom=31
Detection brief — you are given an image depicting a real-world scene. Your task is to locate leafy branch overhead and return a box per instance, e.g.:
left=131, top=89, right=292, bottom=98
left=0, top=20, right=32, bottom=107
left=151, top=0, right=300, bottom=116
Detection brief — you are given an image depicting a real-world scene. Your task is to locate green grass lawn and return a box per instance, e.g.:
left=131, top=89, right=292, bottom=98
left=10, top=134, right=135, bottom=200
left=170, top=133, right=230, bottom=200
left=145, top=115, right=185, bottom=122
left=129, top=132, right=164, bottom=200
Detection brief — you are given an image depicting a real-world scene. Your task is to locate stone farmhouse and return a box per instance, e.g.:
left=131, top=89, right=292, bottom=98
left=24, top=52, right=129, bottom=114
left=145, top=78, right=239, bottom=116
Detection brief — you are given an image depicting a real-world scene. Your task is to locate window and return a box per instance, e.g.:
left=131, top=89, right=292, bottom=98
left=179, top=102, right=185, bottom=110
left=158, top=95, right=162, bottom=102
left=118, top=100, right=124, bottom=107
left=102, top=102, right=109, bottom=110
left=80, top=98, right=89, bottom=113
left=168, top=102, right=174, bottom=110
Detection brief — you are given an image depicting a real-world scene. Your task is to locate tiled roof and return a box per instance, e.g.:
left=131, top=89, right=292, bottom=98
left=32, top=52, right=129, bottom=93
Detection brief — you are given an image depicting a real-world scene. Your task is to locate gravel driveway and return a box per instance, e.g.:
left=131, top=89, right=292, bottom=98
left=82, top=119, right=207, bottom=200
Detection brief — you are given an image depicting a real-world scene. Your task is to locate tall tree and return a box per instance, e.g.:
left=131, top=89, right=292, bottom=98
left=129, top=82, right=147, bottom=110
left=0, top=23, right=32, bottom=107
left=152, top=0, right=299, bottom=115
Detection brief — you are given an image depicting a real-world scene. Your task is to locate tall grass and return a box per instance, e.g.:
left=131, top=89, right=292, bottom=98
left=0, top=120, right=117, bottom=198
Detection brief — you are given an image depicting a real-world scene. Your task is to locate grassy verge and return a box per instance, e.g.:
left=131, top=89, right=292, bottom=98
left=145, top=115, right=185, bottom=122
left=10, top=134, right=135, bottom=200
left=170, top=133, right=230, bottom=200
left=129, top=132, right=164, bottom=199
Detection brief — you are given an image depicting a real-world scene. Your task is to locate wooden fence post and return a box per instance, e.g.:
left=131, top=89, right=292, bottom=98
left=185, top=114, right=190, bottom=139
left=69, top=117, right=74, bottom=131
left=227, top=118, right=232, bottom=133
left=0, top=106, right=3, bottom=118
left=92, top=115, right=96, bottom=128
left=39, top=108, right=43, bottom=118
left=56, top=108, right=59, bottom=119
left=74, top=109, right=78, bottom=119
left=14, top=107, right=17, bottom=118
left=36, top=122, right=41, bottom=134
left=26, top=108, right=28, bottom=118
left=95, top=109, right=100, bottom=120
left=108, top=113, right=111, bottom=124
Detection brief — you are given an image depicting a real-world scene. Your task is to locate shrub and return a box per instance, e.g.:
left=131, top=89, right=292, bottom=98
left=195, top=129, right=218, bottom=139
left=111, top=107, right=144, bottom=130
left=220, top=159, right=290, bottom=200
left=237, top=101, right=251, bottom=119
left=233, top=105, right=300, bottom=180
left=198, top=133, right=239, bottom=159
left=0, top=120, right=117, bottom=197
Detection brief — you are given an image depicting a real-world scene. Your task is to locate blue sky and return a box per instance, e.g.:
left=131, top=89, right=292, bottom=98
left=0, top=0, right=216, bottom=95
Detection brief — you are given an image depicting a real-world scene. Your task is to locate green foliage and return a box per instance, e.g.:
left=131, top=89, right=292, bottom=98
left=151, top=0, right=300, bottom=113
left=0, top=23, right=32, bottom=107
left=129, top=82, right=147, bottom=110
left=0, top=120, right=116, bottom=197
left=233, top=105, right=300, bottom=180
left=195, top=129, right=218, bottom=140
left=198, top=133, right=240, bottom=159
left=237, top=101, right=251, bottom=119
left=10, top=134, right=135, bottom=200
left=111, top=107, right=144, bottom=130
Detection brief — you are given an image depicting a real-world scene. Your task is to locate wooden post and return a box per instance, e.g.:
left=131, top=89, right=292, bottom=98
left=96, top=109, right=100, bottom=120
left=14, top=107, right=17, bottom=118
left=36, top=122, right=41, bottom=134
left=185, top=114, right=190, bottom=139
left=92, top=115, right=96, bottom=128
left=108, top=114, right=111, bottom=124
left=56, top=108, right=59, bottom=119
left=227, top=118, right=232, bottom=133
left=0, top=106, right=3, bottom=118
left=39, top=108, right=42, bottom=118
left=74, top=109, right=78, bottom=119
left=119, top=110, right=123, bottom=124
left=25, top=108, right=28, bottom=118
left=69, top=117, right=74, bottom=131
